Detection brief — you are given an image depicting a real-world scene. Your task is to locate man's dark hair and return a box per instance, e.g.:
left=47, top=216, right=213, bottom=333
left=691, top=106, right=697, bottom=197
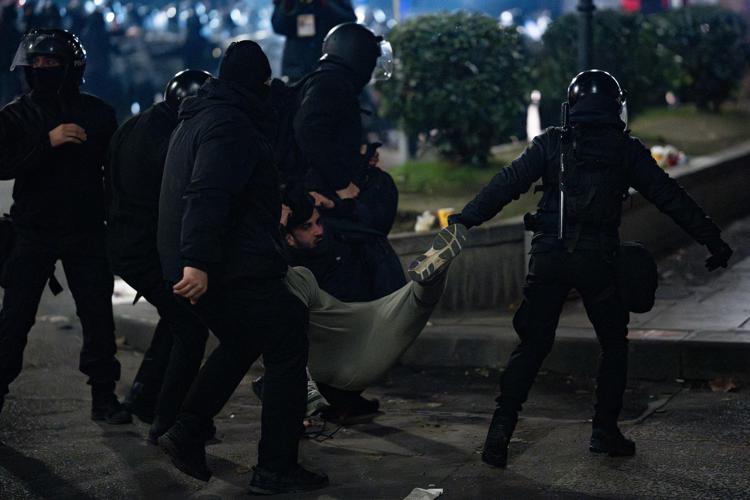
left=283, top=185, right=315, bottom=232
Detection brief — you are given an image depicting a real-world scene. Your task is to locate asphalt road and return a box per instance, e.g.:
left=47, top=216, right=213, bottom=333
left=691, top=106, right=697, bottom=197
left=1, top=305, right=748, bottom=499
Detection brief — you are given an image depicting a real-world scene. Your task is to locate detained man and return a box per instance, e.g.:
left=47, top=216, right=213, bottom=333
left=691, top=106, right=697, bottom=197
left=255, top=192, right=470, bottom=420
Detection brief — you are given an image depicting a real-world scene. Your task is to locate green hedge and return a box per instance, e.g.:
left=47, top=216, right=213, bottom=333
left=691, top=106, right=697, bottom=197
left=380, top=7, right=748, bottom=165
left=377, top=11, right=529, bottom=166
left=535, top=6, right=749, bottom=124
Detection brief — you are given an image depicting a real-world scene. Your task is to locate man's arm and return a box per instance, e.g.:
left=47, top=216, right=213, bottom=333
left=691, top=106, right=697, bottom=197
left=450, top=131, right=553, bottom=228
left=180, top=121, right=255, bottom=272
left=628, top=138, right=732, bottom=269
left=294, top=77, right=357, bottom=191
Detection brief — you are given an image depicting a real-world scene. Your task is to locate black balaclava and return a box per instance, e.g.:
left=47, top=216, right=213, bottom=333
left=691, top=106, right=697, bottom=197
left=25, top=64, right=67, bottom=94
left=218, top=40, right=272, bottom=100
left=569, top=93, right=624, bottom=128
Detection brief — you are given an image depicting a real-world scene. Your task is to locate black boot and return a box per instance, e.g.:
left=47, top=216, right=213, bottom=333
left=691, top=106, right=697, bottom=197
left=482, top=410, right=517, bottom=468
left=248, top=464, right=329, bottom=495
left=123, top=382, right=157, bottom=424
left=590, top=427, right=636, bottom=456
left=91, top=384, right=132, bottom=425
left=148, top=415, right=172, bottom=445
left=158, top=421, right=212, bottom=482
left=150, top=417, right=217, bottom=445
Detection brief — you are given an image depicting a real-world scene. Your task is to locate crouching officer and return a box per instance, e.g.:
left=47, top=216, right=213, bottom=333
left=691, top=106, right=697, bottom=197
left=107, top=70, right=211, bottom=435
left=449, top=70, right=733, bottom=467
left=0, top=29, right=130, bottom=423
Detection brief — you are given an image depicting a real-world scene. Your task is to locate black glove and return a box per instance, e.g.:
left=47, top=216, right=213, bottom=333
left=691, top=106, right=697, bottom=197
left=705, top=239, right=733, bottom=271
left=447, top=213, right=471, bottom=229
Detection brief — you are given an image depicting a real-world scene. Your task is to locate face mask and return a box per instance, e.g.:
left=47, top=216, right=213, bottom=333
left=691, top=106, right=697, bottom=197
left=28, top=66, right=66, bottom=94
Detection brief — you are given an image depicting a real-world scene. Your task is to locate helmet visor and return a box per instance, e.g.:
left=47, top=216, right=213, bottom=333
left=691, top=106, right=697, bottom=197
left=10, top=38, right=35, bottom=71
left=10, top=32, right=67, bottom=71
left=372, top=40, right=393, bottom=81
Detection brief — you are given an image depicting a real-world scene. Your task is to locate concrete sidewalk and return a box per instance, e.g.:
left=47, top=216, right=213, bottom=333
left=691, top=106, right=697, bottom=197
left=113, top=264, right=750, bottom=383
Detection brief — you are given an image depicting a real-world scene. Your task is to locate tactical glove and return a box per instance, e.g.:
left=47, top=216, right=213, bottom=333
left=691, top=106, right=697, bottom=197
left=447, top=213, right=472, bottom=229
left=705, top=239, right=733, bottom=272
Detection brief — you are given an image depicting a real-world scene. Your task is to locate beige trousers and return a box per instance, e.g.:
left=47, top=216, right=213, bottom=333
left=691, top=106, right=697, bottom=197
left=284, top=266, right=446, bottom=391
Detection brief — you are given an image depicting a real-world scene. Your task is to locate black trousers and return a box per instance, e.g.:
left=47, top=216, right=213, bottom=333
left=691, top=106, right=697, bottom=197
left=178, top=277, right=309, bottom=472
left=498, top=250, right=630, bottom=430
left=0, top=232, right=120, bottom=397
left=119, top=264, right=208, bottom=424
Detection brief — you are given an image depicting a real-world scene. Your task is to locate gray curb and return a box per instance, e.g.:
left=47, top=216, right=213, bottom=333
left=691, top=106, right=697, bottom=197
left=115, top=313, right=750, bottom=382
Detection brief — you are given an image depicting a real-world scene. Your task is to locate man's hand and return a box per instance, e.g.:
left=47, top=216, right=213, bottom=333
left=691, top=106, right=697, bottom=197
left=335, top=182, right=360, bottom=200
left=49, top=123, right=87, bottom=147
left=705, top=239, right=733, bottom=272
left=280, top=203, right=292, bottom=226
left=308, top=191, right=335, bottom=209
left=173, top=266, right=208, bottom=304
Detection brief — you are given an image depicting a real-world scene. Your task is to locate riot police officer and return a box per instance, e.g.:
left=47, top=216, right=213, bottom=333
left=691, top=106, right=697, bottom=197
left=106, top=70, right=211, bottom=437
left=292, top=22, right=404, bottom=298
left=0, top=29, right=129, bottom=424
left=449, top=70, right=733, bottom=467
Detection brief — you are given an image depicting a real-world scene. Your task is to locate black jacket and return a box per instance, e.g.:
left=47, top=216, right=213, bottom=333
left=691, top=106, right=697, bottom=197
left=157, top=78, right=287, bottom=284
left=106, top=101, right=176, bottom=276
left=272, top=0, right=356, bottom=82
left=458, top=126, right=721, bottom=251
left=0, top=91, right=117, bottom=239
left=294, top=61, right=364, bottom=193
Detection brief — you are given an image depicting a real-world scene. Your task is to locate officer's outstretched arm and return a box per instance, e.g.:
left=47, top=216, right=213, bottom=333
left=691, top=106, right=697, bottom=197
left=450, top=130, right=552, bottom=229
left=629, top=139, right=722, bottom=246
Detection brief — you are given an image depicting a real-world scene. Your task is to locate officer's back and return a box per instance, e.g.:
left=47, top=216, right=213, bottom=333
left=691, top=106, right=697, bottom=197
left=158, top=70, right=286, bottom=285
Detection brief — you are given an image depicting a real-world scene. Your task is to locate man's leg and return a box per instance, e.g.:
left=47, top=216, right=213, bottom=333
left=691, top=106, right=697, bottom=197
left=159, top=281, right=303, bottom=478
left=125, top=318, right=172, bottom=420
left=120, top=268, right=180, bottom=423
left=149, top=293, right=208, bottom=442
left=0, top=237, right=56, bottom=410
left=484, top=252, right=569, bottom=467
left=577, top=254, right=634, bottom=456
left=61, top=235, right=130, bottom=424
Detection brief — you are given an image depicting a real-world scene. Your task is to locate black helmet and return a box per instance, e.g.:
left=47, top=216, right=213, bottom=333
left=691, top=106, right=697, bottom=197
left=321, top=23, right=387, bottom=87
left=164, top=69, right=212, bottom=111
left=11, top=28, right=86, bottom=85
left=567, top=69, right=623, bottom=109
left=567, top=69, right=627, bottom=127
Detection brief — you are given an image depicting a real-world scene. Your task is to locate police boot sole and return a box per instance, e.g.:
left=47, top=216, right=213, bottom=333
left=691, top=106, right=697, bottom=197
left=158, top=434, right=211, bottom=482
left=408, top=224, right=468, bottom=283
